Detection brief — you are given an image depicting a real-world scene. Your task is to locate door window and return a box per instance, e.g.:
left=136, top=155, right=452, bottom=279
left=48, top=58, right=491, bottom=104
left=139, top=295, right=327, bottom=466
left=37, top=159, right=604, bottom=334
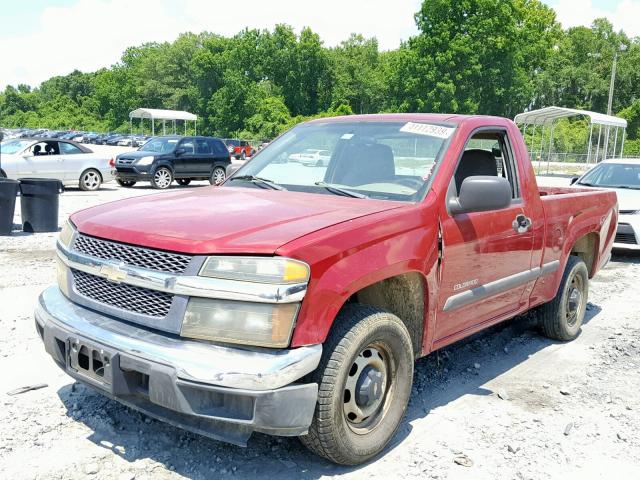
left=455, top=131, right=520, bottom=199
left=180, top=140, right=195, bottom=154
left=196, top=139, right=211, bottom=155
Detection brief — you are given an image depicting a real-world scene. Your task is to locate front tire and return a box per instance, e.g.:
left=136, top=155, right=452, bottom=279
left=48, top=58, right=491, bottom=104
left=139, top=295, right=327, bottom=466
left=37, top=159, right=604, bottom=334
left=300, top=304, right=414, bottom=465
left=151, top=167, right=173, bottom=189
left=209, top=166, right=226, bottom=186
left=539, top=256, right=589, bottom=341
left=79, top=169, right=102, bottom=191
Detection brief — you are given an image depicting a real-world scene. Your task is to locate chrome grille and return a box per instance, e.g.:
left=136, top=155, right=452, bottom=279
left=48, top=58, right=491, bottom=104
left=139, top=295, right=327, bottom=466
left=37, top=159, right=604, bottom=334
left=72, top=269, right=173, bottom=318
left=73, top=234, right=191, bottom=274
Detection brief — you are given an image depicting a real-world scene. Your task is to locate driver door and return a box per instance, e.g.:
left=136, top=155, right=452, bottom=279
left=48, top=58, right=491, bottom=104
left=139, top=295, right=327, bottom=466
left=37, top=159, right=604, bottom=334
left=19, top=142, right=63, bottom=179
left=434, top=129, right=535, bottom=344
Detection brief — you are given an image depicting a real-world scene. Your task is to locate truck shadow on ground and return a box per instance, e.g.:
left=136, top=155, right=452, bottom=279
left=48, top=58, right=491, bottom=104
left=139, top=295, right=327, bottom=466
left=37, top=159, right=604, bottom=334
left=56, top=305, right=603, bottom=479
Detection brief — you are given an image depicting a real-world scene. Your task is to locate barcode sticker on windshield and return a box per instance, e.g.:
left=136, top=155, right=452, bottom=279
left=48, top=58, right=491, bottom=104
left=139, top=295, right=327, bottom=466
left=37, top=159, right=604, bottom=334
left=400, top=122, right=455, bottom=139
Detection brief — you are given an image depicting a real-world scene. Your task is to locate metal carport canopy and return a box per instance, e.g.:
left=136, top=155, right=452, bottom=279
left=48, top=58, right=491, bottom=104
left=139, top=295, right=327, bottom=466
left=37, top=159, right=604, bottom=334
left=514, top=106, right=627, bottom=128
left=129, top=108, right=197, bottom=121
left=129, top=108, right=197, bottom=135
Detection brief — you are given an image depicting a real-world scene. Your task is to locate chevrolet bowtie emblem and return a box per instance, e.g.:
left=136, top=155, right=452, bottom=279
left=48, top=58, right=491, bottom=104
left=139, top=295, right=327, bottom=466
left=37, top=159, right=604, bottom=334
left=99, top=262, right=128, bottom=283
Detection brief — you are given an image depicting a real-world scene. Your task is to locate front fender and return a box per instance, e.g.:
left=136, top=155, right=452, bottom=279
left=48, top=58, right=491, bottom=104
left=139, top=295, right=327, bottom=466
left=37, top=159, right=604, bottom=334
left=284, top=201, right=439, bottom=347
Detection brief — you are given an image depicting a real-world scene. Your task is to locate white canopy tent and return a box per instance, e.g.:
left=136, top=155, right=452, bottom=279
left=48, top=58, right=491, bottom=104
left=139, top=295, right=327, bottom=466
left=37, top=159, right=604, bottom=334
left=514, top=106, right=627, bottom=170
left=129, top=108, right=197, bottom=136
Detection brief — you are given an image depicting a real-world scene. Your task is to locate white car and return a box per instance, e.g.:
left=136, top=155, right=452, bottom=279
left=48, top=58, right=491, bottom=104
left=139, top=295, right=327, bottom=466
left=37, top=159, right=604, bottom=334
left=572, top=158, right=640, bottom=250
left=0, top=138, right=115, bottom=191
left=289, top=148, right=331, bottom=166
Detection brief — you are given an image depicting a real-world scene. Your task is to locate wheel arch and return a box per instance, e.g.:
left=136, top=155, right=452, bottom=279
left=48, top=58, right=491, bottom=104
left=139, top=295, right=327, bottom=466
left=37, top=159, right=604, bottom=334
left=569, top=231, right=599, bottom=277
left=309, top=271, right=427, bottom=359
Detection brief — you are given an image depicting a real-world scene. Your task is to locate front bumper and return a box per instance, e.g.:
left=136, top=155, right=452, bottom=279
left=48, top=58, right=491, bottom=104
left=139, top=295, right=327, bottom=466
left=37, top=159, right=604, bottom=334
left=35, top=286, right=321, bottom=445
left=613, top=215, right=640, bottom=250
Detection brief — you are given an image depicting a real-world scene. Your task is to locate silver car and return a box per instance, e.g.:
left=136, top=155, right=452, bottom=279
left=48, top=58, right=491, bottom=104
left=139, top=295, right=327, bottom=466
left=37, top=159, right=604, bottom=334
left=0, top=138, right=114, bottom=191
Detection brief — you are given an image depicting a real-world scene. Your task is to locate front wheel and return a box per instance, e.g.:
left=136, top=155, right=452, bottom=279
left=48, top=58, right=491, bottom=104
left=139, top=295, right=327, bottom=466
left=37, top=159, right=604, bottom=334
left=539, top=255, right=589, bottom=341
left=79, top=169, right=102, bottom=191
left=300, top=304, right=414, bottom=465
left=209, top=166, right=226, bottom=186
left=151, top=167, right=173, bottom=189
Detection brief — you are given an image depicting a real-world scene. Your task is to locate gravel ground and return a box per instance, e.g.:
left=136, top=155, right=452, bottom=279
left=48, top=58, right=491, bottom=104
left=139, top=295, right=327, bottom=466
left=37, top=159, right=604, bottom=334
left=1, top=180, right=639, bottom=480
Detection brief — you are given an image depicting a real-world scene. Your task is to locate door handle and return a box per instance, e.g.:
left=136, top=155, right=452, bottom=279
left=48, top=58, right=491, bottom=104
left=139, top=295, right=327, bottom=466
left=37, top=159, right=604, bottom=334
left=512, top=214, right=532, bottom=233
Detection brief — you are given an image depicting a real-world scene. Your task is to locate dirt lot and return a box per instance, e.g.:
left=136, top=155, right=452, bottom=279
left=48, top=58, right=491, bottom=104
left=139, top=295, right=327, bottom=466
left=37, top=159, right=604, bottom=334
left=1, top=180, right=639, bottom=480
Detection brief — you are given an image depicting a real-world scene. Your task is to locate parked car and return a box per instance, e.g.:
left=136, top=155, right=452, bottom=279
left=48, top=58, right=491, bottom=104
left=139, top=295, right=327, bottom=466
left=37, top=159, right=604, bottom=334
left=298, top=149, right=331, bottom=167
left=114, top=135, right=231, bottom=189
left=223, top=138, right=255, bottom=159
left=0, top=138, right=114, bottom=190
left=35, top=113, right=616, bottom=465
left=571, top=158, right=640, bottom=250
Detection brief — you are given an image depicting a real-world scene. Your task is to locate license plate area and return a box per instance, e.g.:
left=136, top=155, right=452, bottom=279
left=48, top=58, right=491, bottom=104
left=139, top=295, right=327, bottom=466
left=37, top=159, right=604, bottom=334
left=67, top=337, right=115, bottom=387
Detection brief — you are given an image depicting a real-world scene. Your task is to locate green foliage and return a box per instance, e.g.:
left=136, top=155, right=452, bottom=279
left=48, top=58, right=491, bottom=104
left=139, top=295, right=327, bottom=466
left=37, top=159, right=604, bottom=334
left=1, top=2, right=640, bottom=144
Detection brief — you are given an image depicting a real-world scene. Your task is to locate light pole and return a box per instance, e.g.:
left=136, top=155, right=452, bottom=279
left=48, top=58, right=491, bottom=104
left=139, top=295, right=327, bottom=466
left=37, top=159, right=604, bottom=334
left=607, top=44, right=627, bottom=116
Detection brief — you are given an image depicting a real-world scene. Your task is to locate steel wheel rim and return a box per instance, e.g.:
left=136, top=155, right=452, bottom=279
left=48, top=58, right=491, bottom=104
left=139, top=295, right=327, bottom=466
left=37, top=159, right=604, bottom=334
left=566, top=273, right=584, bottom=327
left=155, top=169, right=171, bottom=188
left=83, top=171, right=100, bottom=190
left=213, top=168, right=226, bottom=185
left=343, top=343, right=393, bottom=434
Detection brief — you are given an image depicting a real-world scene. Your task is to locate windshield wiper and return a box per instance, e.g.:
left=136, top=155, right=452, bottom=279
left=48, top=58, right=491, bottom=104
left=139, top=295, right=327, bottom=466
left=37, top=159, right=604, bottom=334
left=609, top=185, right=640, bottom=190
left=229, top=175, right=286, bottom=191
left=576, top=182, right=595, bottom=187
left=315, top=182, right=368, bottom=198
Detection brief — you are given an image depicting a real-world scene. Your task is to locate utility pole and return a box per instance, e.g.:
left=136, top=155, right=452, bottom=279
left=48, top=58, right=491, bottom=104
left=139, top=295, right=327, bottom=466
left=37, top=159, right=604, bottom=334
left=607, top=52, right=619, bottom=116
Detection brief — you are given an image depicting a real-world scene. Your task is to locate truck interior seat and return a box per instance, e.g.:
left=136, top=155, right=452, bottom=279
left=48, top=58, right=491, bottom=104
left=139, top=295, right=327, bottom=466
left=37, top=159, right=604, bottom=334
left=334, top=143, right=396, bottom=186
left=455, top=148, right=498, bottom=192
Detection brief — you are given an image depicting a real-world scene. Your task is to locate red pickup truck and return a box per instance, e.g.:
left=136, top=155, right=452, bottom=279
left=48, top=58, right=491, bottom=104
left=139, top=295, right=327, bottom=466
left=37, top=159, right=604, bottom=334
left=36, top=114, right=617, bottom=465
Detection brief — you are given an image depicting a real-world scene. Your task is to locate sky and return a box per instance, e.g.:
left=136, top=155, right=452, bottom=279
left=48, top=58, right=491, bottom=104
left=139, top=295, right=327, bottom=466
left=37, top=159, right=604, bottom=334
left=0, top=0, right=638, bottom=90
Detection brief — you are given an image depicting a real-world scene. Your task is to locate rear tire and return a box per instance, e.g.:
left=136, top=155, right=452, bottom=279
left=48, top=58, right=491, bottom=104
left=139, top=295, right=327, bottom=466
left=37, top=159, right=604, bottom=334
left=299, top=304, right=414, bottom=465
left=209, top=166, right=226, bottom=186
left=177, top=179, right=192, bottom=186
left=79, top=169, right=102, bottom=191
left=151, top=167, right=173, bottom=189
left=116, top=179, right=136, bottom=187
left=539, top=256, right=589, bottom=341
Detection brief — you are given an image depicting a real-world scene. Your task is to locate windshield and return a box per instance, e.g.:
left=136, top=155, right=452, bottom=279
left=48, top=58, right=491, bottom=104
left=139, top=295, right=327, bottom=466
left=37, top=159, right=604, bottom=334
left=228, top=121, right=454, bottom=202
left=0, top=139, right=31, bottom=154
left=578, top=163, right=640, bottom=189
left=140, top=137, right=179, bottom=153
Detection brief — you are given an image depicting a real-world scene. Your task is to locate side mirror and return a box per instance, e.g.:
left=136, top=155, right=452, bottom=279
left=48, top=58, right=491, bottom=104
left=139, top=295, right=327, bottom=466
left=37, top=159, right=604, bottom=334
left=174, top=148, right=186, bottom=156
left=570, top=176, right=579, bottom=185
left=449, top=176, right=512, bottom=215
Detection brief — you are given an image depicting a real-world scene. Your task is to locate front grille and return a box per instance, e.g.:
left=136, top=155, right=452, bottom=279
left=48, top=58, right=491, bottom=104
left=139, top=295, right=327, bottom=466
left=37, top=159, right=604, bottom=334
left=117, top=158, right=135, bottom=165
left=72, top=269, right=173, bottom=318
left=615, top=233, right=637, bottom=245
left=615, top=223, right=637, bottom=245
left=73, top=234, right=191, bottom=274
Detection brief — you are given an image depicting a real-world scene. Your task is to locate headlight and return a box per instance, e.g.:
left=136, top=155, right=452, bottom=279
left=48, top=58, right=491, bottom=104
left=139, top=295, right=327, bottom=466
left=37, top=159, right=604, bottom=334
left=136, top=155, right=155, bottom=166
left=58, top=220, right=75, bottom=248
left=181, top=298, right=299, bottom=347
left=200, top=256, right=310, bottom=284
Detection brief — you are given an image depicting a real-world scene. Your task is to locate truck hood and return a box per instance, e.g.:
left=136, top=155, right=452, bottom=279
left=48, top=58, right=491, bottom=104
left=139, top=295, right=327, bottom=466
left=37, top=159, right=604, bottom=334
left=611, top=188, right=640, bottom=211
left=71, top=186, right=404, bottom=254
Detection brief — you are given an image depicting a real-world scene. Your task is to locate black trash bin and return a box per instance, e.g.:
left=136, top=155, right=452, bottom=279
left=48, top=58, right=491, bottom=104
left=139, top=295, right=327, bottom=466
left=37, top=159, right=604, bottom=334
left=18, top=178, right=64, bottom=233
left=0, top=178, right=20, bottom=235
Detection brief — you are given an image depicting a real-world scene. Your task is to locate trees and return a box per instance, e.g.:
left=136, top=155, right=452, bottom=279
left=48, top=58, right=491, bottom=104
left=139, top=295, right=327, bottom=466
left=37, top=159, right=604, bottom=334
left=1, top=2, right=639, bottom=139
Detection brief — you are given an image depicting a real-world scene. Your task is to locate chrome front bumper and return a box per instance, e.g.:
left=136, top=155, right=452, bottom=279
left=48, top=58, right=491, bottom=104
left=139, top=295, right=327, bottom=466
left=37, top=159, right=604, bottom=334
left=35, top=286, right=321, bottom=444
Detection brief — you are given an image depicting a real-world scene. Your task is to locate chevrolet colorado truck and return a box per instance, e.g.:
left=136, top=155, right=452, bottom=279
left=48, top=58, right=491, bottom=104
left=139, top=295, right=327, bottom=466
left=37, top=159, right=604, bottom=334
left=36, top=114, right=617, bottom=465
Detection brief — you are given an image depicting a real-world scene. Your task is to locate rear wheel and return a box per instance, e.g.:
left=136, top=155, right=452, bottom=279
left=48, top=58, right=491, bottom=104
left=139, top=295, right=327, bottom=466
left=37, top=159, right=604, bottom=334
left=79, top=169, right=102, bottom=191
left=177, top=179, right=192, bottom=186
left=209, top=166, right=226, bottom=186
left=539, top=256, right=589, bottom=341
left=151, top=167, right=173, bottom=189
left=116, top=179, right=136, bottom=187
left=299, top=304, right=414, bottom=465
